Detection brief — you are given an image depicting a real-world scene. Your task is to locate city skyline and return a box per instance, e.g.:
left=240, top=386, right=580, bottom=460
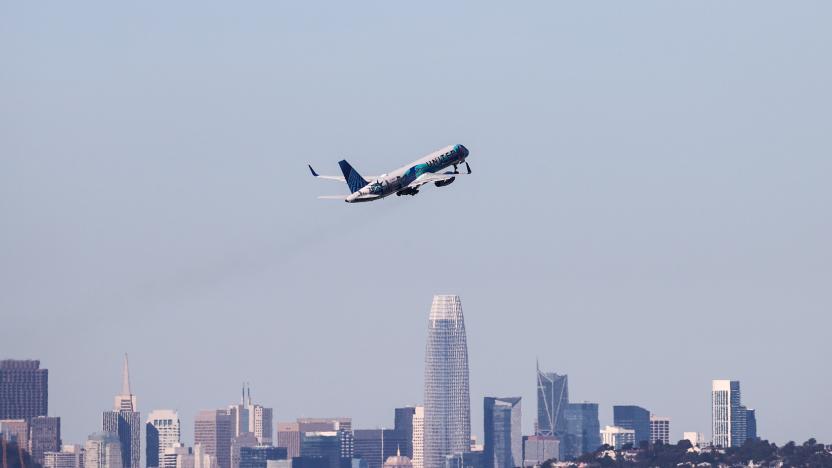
left=0, top=330, right=777, bottom=466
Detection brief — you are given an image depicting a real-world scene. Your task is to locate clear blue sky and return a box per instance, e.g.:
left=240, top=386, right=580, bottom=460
left=2, top=1, right=830, bottom=447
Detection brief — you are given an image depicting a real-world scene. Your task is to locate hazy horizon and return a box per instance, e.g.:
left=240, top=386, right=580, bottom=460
left=2, top=1, right=830, bottom=449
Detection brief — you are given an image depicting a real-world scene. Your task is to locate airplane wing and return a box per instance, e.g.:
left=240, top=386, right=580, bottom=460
left=406, top=172, right=459, bottom=189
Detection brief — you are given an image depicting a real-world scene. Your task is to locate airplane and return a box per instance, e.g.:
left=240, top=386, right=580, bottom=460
left=308, top=144, right=471, bottom=203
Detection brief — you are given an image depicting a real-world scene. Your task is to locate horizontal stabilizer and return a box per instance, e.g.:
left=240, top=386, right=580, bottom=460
left=309, top=165, right=346, bottom=182
left=317, top=195, right=348, bottom=200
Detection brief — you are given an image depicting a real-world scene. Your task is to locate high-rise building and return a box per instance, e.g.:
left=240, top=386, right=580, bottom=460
left=649, top=416, right=670, bottom=445
left=299, top=432, right=340, bottom=468
left=424, top=295, right=471, bottom=468
left=194, top=443, right=219, bottom=468
left=411, top=407, right=423, bottom=468
left=0, top=360, right=48, bottom=420
left=353, top=431, right=390, bottom=468
left=147, top=410, right=181, bottom=468
left=394, top=408, right=416, bottom=459
left=103, top=354, right=141, bottom=468
left=612, top=406, right=649, bottom=446
left=250, top=406, right=273, bottom=446
left=43, top=445, right=84, bottom=468
left=194, top=410, right=233, bottom=468
left=0, top=419, right=29, bottom=447
left=482, top=397, right=521, bottom=468
left=231, top=433, right=258, bottom=468
left=239, top=447, right=287, bottom=468
left=276, top=423, right=300, bottom=459
left=745, top=409, right=757, bottom=441
left=297, top=419, right=353, bottom=459
left=711, top=380, right=747, bottom=448
left=535, top=364, right=567, bottom=438
left=353, top=430, right=407, bottom=468
left=85, top=432, right=123, bottom=468
left=162, top=443, right=192, bottom=468
left=561, top=403, right=600, bottom=460
left=228, top=387, right=250, bottom=440
left=30, top=416, right=62, bottom=465
left=600, top=426, right=635, bottom=450
left=521, top=436, right=558, bottom=467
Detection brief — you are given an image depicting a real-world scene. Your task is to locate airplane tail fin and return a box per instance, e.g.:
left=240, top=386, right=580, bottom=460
left=338, top=160, right=368, bottom=193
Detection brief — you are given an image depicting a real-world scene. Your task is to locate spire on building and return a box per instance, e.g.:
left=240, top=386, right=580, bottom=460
left=122, top=353, right=131, bottom=396
left=114, top=353, right=137, bottom=412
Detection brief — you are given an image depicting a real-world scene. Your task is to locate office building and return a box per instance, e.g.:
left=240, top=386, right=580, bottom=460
left=277, top=423, right=300, bottom=459
left=521, top=436, right=558, bottom=467
left=483, top=397, right=521, bottom=468
left=103, top=355, right=140, bottom=468
left=0, top=419, right=29, bottom=447
left=424, top=295, right=471, bottom=468
left=353, top=429, right=407, bottom=468
left=228, top=387, right=250, bottom=440
left=562, top=403, right=600, bottom=460
left=239, top=447, right=287, bottom=468
left=291, top=458, right=329, bottom=468
left=394, top=408, right=416, bottom=459
left=162, top=443, right=192, bottom=468
left=411, top=407, right=423, bottom=468
left=231, top=433, right=258, bottom=468
left=0, top=360, right=48, bottom=420
left=649, top=416, right=670, bottom=445
left=147, top=410, right=181, bottom=468
left=711, top=380, right=748, bottom=448
left=85, top=432, right=123, bottom=468
left=612, top=406, right=649, bottom=446
left=43, top=445, right=84, bottom=468
left=299, top=432, right=340, bottom=468
left=30, top=416, right=62, bottom=465
left=746, top=409, right=757, bottom=441
left=535, top=364, right=567, bottom=438
left=195, top=410, right=233, bottom=468
left=250, top=406, right=273, bottom=446
left=297, top=419, right=353, bottom=459
left=600, top=426, right=635, bottom=450
left=194, top=443, right=219, bottom=468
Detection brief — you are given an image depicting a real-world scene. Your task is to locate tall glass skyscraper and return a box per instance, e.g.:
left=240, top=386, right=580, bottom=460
left=562, top=403, right=600, bottom=460
left=483, top=397, right=521, bottom=468
left=535, top=364, right=568, bottom=437
left=612, top=406, right=650, bottom=445
left=423, top=295, right=470, bottom=468
left=711, top=380, right=746, bottom=448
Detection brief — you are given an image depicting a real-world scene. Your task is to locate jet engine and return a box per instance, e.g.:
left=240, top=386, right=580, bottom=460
left=434, top=177, right=455, bottom=187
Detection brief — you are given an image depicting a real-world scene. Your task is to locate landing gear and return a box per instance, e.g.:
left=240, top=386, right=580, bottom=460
left=452, top=164, right=459, bottom=174
left=465, top=162, right=472, bottom=174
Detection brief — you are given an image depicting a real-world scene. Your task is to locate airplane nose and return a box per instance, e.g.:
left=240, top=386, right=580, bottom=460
left=456, top=144, right=469, bottom=157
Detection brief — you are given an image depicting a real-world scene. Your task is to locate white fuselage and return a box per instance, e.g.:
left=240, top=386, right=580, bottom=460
left=346, top=144, right=470, bottom=202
